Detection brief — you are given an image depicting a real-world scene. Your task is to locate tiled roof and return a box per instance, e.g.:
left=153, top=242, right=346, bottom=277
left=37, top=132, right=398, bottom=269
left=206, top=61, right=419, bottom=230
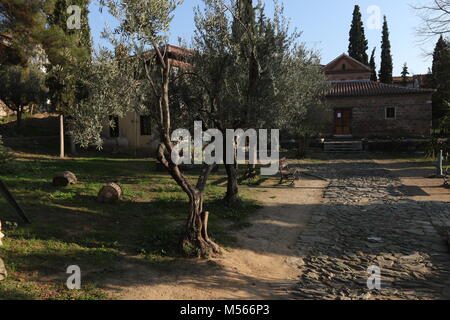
left=326, top=80, right=435, bottom=97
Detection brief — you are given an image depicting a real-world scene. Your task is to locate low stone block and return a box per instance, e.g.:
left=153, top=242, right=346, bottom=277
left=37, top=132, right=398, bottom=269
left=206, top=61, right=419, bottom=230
left=0, top=258, right=7, bottom=281
left=53, top=171, right=77, bottom=187
left=447, top=232, right=450, bottom=251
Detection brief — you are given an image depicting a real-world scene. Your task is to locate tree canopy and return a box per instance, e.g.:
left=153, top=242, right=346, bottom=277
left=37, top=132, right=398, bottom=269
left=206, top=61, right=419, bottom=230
left=0, top=65, right=48, bottom=126
left=431, top=35, right=450, bottom=123
left=369, top=47, right=377, bottom=82
left=348, top=5, right=369, bottom=65
left=401, top=63, right=409, bottom=86
left=379, top=16, right=393, bottom=84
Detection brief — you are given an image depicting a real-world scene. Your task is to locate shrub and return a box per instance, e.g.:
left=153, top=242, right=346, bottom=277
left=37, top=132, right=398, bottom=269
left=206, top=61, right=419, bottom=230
left=427, top=114, right=450, bottom=159
left=0, top=135, right=13, bottom=166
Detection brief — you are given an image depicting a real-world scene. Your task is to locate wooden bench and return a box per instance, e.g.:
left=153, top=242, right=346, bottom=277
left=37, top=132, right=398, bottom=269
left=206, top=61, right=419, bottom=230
left=279, top=158, right=301, bottom=185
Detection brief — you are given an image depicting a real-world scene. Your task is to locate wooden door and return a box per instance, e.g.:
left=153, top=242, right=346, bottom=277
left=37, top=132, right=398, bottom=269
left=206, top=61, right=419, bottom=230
left=335, top=109, right=352, bottom=135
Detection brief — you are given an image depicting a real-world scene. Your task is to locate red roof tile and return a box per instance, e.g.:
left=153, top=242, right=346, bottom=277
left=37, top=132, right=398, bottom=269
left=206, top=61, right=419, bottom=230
left=326, top=80, right=435, bottom=97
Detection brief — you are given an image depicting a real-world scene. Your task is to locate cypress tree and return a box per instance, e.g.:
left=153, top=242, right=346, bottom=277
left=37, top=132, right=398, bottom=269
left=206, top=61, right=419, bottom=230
left=431, top=35, right=450, bottom=122
left=379, top=16, right=393, bottom=84
left=401, top=63, right=409, bottom=86
left=369, top=47, right=377, bottom=81
left=48, top=0, right=92, bottom=51
left=348, top=5, right=369, bottom=65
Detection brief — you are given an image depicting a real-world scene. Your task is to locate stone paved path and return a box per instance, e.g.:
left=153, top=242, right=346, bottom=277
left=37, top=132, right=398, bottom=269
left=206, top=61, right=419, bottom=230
left=292, top=158, right=450, bottom=300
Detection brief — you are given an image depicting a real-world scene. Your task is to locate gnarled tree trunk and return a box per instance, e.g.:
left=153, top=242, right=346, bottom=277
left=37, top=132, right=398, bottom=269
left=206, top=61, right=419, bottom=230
left=223, top=135, right=241, bottom=204
left=153, top=47, right=220, bottom=258
left=182, top=190, right=220, bottom=257
left=16, top=106, right=23, bottom=127
left=224, top=163, right=240, bottom=204
left=157, top=145, right=220, bottom=257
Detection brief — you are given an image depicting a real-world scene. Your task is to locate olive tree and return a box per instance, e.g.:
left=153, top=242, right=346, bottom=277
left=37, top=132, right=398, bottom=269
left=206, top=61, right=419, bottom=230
left=0, top=65, right=48, bottom=126
left=69, top=0, right=220, bottom=257
left=183, top=0, right=328, bottom=202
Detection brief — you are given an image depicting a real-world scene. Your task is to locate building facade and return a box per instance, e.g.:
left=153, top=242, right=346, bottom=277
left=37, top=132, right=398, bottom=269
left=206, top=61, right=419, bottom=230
left=323, top=54, right=435, bottom=139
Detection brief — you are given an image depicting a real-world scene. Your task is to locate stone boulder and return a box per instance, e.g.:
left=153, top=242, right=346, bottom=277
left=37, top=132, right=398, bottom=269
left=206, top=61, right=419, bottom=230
left=97, top=183, right=122, bottom=203
left=53, top=171, right=77, bottom=187
left=0, top=258, right=6, bottom=281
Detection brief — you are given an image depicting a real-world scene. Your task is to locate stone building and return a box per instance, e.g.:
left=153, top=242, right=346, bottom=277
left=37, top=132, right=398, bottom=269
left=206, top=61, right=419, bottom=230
left=323, top=54, right=435, bottom=139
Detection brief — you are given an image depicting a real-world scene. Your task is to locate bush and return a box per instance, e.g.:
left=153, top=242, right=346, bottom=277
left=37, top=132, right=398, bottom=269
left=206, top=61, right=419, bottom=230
left=0, top=135, right=13, bottom=166
left=427, top=115, right=450, bottom=159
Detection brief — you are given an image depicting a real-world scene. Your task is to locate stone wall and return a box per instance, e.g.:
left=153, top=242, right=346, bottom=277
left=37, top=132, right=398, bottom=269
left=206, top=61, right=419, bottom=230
left=325, top=94, right=433, bottom=138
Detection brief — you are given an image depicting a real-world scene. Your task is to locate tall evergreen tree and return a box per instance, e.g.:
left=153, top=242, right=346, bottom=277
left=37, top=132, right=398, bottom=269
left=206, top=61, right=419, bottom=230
left=47, top=0, right=92, bottom=51
left=431, top=35, right=450, bottom=123
left=401, top=63, right=409, bottom=86
left=348, top=5, right=368, bottom=65
left=41, top=0, right=92, bottom=157
left=379, top=16, right=393, bottom=84
left=0, top=0, right=51, bottom=66
left=369, top=47, right=377, bottom=81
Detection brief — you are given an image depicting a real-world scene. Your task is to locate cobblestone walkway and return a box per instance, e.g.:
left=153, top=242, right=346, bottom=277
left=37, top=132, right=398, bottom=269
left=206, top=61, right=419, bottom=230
left=292, top=159, right=450, bottom=300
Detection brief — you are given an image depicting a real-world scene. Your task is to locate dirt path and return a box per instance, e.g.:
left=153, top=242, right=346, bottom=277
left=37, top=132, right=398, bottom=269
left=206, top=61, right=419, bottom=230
left=103, top=177, right=327, bottom=300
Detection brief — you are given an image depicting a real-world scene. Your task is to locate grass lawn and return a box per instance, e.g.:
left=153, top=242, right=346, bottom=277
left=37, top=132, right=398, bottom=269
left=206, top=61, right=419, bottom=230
left=0, top=153, right=261, bottom=300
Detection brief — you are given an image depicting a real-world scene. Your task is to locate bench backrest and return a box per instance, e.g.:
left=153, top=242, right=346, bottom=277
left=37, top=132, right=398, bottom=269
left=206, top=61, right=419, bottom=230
left=279, top=158, right=289, bottom=170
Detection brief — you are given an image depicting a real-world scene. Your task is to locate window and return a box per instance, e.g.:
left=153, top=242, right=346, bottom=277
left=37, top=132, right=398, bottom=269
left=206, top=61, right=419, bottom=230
left=386, top=107, right=396, bottom=119
left=342, top=64, right=346, bottom=70
left=140, top=115, right=152, bottom=136
left=109, top=116, right=120, bottom=138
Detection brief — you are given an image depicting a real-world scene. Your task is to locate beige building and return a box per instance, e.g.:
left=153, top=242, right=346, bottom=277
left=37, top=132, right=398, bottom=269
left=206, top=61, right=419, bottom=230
left=101, top=112, right=160, bottom=155
left=100, top=45, right=191, bottom=155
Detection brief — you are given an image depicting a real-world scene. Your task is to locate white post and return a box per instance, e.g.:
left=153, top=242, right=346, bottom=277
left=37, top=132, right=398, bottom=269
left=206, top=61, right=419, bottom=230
left=438, top=149, right=443, bottom=177
left=60, top=114, right=65, bottom=158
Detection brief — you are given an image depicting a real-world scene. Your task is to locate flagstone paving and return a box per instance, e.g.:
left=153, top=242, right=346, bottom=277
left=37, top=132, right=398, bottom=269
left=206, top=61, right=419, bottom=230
left=291, top=159, right=450, bottom=300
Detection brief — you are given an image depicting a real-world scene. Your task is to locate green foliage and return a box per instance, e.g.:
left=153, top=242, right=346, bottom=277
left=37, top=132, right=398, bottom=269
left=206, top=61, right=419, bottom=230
left=0, top=39, right=28, bottom=66
left=41, top=0, right=92, bottom=113
left=431, top=36, right=450, bottom=123
left=401, top=63, right=409, bottom=86
left=0, top=153, right=261, bottom=298
left=188, top=0, right=328, bottom=139
left=379, top=16, right=393, bottom=84
left=0, top=135, right=13, bottom=167
left=348, top=5, right=368, bottom=65
left=0, top=0, right=52, bottom=66
left=427, top=106, right=450, bottom=158
left=0, top=65, right=48, bottom=125
left=67, top=49, right=142, bottom=148
left=369, top=47, right=377, bottom=82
